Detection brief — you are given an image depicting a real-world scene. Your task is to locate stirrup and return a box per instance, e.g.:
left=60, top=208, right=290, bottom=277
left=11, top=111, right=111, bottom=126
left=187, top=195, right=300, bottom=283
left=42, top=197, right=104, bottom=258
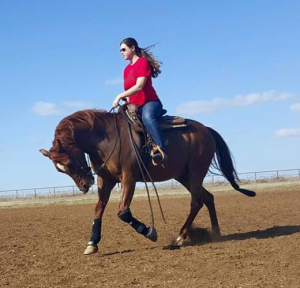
left=151, top=146, right=167, bottom=166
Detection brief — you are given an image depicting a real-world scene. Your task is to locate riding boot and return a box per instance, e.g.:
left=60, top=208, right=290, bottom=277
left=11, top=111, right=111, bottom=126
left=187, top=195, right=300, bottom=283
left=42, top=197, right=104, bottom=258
left=151, top=146, right=167, bottom=166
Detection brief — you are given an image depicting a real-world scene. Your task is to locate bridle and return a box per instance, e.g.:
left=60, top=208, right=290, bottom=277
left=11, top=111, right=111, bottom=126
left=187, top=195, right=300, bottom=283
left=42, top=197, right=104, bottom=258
left=63, top=107, right=119, bottom=178
left=88, top=107, right=119, bottom=176
left=68, top=106, right=166, bottom=228
left=65, top=150, right=94, bottom=177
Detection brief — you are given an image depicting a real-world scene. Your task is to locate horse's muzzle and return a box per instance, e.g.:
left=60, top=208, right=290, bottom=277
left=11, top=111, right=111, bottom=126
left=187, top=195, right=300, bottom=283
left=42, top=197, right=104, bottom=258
left=79, top=176, right=94, bottom=193
left=81, top=184, right=90, bottom=193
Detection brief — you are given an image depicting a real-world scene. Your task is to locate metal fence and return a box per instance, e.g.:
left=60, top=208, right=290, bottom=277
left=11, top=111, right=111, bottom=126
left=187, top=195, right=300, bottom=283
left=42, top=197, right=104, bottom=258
left=1, top=168, right=299, bottom=200
left=204, top=168, right=300, bottom=184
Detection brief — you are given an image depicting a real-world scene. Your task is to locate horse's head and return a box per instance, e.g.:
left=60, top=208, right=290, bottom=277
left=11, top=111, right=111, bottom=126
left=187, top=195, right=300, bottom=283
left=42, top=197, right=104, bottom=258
left=40, top=140, right=95, bottom=193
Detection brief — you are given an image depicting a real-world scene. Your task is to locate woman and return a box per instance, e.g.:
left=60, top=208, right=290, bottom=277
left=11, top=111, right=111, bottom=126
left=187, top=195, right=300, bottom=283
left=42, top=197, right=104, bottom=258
left=112, top=37, right=167, bottom=165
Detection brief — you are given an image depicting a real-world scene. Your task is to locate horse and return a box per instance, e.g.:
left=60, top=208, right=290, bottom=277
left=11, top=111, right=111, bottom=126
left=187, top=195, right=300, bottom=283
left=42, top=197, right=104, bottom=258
left=40, top=109, right=255, bottom=255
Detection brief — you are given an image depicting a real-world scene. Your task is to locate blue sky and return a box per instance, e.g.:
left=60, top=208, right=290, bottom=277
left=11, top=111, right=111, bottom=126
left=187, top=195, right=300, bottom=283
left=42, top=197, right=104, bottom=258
left=1, top=0, right=300, bottom=190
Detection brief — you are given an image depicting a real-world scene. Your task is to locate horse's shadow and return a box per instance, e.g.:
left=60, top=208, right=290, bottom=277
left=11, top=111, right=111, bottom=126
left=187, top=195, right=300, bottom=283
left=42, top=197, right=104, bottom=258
left=186, top=225, right=300, bottom=246
left=102, top=249, right=135, bottom=257
left=101, top=246, right=158, bottom=257
left=101, top=225, right=300, bottom=256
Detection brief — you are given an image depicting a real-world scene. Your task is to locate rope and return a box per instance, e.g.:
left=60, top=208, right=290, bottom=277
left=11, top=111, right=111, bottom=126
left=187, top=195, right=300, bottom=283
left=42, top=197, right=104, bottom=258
left=119, top=106, right=166, bottom=226
left=86, top=106, right=166, bottom=227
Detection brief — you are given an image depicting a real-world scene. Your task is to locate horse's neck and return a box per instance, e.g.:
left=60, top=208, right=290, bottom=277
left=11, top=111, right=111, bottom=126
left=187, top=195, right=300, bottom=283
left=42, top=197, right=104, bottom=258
left=72, top=116, right=114, bottom=158
left=79, top=114, right=123, bottom=174
left=72, top=124, right=98, bottom=154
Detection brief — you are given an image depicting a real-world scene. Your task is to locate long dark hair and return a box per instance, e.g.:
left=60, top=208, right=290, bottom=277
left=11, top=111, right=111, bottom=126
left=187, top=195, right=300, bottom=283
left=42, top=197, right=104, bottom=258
left=120, top=37, right=162, bottom=78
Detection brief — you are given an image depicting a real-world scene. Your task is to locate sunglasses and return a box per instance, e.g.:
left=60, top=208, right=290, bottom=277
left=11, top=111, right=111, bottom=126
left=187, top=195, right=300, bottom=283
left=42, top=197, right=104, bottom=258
left=120, top=48, right=126, bottom=52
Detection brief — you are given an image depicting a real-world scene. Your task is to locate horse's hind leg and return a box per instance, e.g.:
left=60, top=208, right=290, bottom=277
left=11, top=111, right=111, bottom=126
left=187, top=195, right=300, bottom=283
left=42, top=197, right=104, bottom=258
left=175, top=175, right=220, bottom=244
left=202, top=187, right=220, bottom=236
left=177, top=186, right=204, bottom=244
left=175, top=175, right=204, bottom=244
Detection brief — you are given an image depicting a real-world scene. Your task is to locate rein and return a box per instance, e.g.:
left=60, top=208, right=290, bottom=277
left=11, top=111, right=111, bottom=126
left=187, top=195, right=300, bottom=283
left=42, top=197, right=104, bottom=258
left=67, top=108, right=118, bottom=177
left=85, top=106, right=166, bottom=227
left=97, top=108, right=119, bottom=173
left=118, top=106, right=166, bottom=227
left=88, top=107, right=119, bottom=176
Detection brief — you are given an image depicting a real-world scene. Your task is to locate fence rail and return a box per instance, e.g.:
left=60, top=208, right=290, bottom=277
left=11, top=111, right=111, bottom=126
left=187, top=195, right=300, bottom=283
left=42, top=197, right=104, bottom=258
left=1, top=168, right=299, bottom=200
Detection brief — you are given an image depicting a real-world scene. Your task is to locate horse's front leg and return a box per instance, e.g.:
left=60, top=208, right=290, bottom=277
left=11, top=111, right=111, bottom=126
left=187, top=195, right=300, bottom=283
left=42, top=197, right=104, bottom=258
left=117, top=177, right=157, bottom=242
left=83, top=176, right=116, bottom=255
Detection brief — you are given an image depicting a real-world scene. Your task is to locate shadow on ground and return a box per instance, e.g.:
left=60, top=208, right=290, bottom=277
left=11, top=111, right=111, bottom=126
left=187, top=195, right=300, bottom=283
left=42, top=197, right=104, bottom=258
left=100, top=225, right=300, bottom=255
left=221, top=225, right=300, bottom=241
left=184, top=225, right=300, bottom=247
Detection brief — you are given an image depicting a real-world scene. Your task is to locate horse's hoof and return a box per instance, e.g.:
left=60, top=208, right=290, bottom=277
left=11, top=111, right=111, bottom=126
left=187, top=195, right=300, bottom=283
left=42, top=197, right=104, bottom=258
left=83, top=245, right=98, bottom=255
left=146, top=227, right=157, bottom=242
left=174, top=235, right=185, bottom=246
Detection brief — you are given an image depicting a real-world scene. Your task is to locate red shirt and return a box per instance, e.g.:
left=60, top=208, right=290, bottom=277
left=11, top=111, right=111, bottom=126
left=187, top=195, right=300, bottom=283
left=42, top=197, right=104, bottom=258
left=123, top=57, right=159, bottom=107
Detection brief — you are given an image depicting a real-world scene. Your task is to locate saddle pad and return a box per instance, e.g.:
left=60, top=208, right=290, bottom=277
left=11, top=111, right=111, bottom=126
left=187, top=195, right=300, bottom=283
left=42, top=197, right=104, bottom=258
left=159, top=115, right=186, bottom=125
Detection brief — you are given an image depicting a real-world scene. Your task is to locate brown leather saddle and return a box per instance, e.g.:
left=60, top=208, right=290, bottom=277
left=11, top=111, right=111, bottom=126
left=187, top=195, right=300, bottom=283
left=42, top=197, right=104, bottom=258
left=122, top=104, right=188, bottom=134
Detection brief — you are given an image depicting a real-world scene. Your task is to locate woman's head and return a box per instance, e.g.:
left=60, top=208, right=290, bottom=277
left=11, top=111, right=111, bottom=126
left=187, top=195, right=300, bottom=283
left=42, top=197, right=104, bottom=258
left=120, top=37, right=162, bottom=78
left=120, top=38, right=137, bottom=61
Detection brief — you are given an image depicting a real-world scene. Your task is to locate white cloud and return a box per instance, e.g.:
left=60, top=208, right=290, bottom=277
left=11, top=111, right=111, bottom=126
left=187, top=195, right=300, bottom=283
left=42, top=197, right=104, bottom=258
left=176, top=90, right=295, bottom=116
left=231, top=90, right=294, bottom=106
left=276, top=128, right=300, bottom=138
left=31, top=102, right=61, bottom=116
left=104, top=78, right=123, bottom=86
left=291, top=103, right=300, bottom=112
left=31, top=101, right=94, bottom=116
left=62, top=101, right=93, bottom=109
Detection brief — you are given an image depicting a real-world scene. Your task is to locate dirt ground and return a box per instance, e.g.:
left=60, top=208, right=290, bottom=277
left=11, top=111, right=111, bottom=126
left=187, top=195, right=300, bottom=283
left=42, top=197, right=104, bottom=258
left=0, top=187, right=300, bottom=288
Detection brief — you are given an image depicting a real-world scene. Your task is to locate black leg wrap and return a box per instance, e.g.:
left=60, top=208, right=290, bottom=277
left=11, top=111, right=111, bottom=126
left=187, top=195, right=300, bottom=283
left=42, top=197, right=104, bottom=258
left=89, top=218, right=102, bottom=245
left=118, top=208, right=148, bottom=236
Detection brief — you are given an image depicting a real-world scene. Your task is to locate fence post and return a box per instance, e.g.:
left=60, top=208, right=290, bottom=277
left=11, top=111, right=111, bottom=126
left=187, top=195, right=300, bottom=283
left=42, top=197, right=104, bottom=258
left=73, top=186, right=75, bottom=196
left=16, top=190, right=18, bottom=199
left=54, top=187, right=56, bottom=197
left=255, top=173, right=257, bottom=183
left=277, top=171, right=279, bottom=180
left=34, top=189, right=37, bottom=198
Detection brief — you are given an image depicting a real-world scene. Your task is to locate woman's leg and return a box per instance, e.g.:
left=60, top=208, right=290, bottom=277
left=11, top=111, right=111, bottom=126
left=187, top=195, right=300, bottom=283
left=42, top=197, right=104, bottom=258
left=141, top=101, right=166, bottom=153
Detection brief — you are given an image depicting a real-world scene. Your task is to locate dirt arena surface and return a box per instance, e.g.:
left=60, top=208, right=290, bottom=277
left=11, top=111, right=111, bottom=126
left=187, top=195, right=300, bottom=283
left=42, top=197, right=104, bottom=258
left=1, top=187, right=300, bottom=287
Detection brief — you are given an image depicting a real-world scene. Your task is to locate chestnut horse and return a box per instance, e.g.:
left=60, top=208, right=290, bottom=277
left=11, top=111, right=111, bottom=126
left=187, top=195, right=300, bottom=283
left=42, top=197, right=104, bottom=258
left=40, top=109, right=255, bottom=255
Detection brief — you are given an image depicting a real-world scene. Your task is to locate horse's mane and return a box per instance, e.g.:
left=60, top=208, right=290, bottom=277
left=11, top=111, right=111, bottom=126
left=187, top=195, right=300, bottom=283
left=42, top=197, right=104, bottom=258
left=50, top=109, right=107, bottom=162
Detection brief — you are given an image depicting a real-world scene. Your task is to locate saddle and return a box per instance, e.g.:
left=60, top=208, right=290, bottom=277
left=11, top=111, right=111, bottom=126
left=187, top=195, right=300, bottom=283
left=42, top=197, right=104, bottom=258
left=122, top=104, right=188, bottom=134
left=119, top=104, right=189, bottom=167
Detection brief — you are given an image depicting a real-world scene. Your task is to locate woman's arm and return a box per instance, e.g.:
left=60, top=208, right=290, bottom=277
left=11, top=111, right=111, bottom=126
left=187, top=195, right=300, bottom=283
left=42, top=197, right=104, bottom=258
left=112, top=77, right=147, bottom=107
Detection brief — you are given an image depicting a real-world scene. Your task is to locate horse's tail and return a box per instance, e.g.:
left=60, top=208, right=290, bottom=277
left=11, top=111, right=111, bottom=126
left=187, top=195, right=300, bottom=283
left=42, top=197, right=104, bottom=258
left=207, top=127, right=256, bottom=197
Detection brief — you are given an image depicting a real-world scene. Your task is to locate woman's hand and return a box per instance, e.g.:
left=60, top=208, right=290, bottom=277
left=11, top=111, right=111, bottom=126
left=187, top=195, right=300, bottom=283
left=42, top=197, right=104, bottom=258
left=112, top=96, right=121, bottom=108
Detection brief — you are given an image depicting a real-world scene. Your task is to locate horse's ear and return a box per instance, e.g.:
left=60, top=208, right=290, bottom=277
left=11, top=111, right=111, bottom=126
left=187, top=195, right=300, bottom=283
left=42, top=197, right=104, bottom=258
left=40, top=149, right=50, bottom=158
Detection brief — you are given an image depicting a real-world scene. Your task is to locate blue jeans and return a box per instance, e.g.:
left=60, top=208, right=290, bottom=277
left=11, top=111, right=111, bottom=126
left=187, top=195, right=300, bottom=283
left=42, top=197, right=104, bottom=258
left=139, top=100, right=166, bottom=152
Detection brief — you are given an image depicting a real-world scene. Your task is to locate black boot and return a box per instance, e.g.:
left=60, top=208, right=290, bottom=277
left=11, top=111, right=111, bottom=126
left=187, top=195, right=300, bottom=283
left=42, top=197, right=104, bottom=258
left=151, top=147, right=167, bottom=166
